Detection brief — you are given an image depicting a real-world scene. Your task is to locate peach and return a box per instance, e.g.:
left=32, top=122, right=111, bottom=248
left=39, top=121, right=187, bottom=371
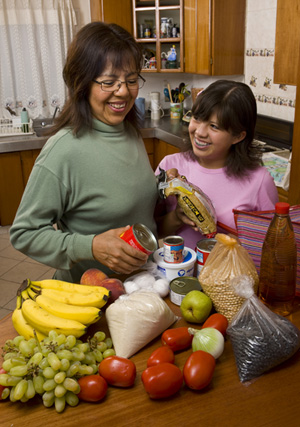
left=80, top=268, right=108, bottom=286
left=100, top=278, right=126, bottom=303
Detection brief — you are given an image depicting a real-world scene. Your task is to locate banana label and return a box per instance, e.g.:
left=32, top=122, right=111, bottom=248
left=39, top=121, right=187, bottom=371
left=182, top=196, right=205, bottom=223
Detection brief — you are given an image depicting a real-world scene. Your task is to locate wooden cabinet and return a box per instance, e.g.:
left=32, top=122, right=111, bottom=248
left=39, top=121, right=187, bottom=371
left=90, top=0, right=133, bottom=33
left=144, top=137, right=180, bottom=170
left=0, top=149, right=40, bottom=226
left=274, top=0, right=300, bottom=85
left=184, top=0, right=246, bottom=75
left=143, top=138, right=154, bottom=168
left=132, top=0, right=183, bottom=72
left=153, top=138, right=180, bottom=170
left=288, top=44, right=300, bottom=205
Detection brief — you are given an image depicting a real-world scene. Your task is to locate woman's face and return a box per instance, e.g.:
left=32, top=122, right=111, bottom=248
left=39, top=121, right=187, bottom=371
left=188, top=113, right=246, bottom=169
left=89, top=62, right=139, bottom=126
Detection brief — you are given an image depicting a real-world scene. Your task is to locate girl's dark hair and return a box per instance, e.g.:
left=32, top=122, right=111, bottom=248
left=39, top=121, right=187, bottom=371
left=187, top=80, right=262, bottom=178
left=50, top=22, right=143, bottom=136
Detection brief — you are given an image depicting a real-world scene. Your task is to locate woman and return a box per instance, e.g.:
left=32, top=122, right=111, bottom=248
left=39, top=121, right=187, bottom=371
left=156, top=80, right=278, bottom=249
left=10, top=22, right=158, bottom=282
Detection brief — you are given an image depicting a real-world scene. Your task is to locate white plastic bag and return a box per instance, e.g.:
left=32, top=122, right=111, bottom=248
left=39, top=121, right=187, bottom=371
left=105, top=291, right=177, bottom=358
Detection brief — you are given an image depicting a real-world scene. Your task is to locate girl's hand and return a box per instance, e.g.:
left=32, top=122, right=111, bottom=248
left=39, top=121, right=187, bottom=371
left=173, top=204, right=199, bottom=232
left=92, top=226, right=148, bottom=274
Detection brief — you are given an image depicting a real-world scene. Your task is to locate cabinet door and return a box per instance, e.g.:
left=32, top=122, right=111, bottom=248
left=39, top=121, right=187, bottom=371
left=184, top=0, right=210, bottom=74
left=143, top=138, right=154, bottom=169
left=0, top=152, right=24, bottom=226
left=20, top=150, right=40, bottom=185
left=274, top=0, right=300, bottom=85
left=154, top=139, right=180, bottom=170
left=184, top=0, right=245, bottom=75
left=90, top=0, right=133, bottom=34
left=0, top=150, right=41, bottom=226
left=212, top=0, right=245, bottom=75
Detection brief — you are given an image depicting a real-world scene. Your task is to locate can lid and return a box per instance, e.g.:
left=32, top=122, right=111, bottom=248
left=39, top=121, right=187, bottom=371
left=275, top=202, right=290, bottom=214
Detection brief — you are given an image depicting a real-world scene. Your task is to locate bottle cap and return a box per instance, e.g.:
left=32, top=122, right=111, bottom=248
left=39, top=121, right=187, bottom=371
left=275, top=202, right=290, bottom=214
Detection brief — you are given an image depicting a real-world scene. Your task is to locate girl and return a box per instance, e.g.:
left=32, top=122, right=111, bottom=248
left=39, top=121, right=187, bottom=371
left=156, top=80, right=278, bottom=249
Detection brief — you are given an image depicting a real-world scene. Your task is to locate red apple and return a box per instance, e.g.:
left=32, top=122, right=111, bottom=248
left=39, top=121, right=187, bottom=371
left=100, top=278, right=126, bottom=303
left=80, top=268, right=108, bottom=286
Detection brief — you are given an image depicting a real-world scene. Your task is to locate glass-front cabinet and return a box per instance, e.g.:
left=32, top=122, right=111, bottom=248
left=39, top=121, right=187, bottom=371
left=132, top=0, right=183, bottom=72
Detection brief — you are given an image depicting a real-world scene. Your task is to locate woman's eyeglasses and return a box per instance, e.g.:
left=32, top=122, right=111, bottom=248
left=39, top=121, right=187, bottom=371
left=92, top=75, right=145, bottom=92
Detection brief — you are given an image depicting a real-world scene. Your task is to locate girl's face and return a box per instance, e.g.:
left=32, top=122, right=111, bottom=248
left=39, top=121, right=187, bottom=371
left=188, top=113, right=246, bottom=169
left=89, top=62, right=139, bottom=126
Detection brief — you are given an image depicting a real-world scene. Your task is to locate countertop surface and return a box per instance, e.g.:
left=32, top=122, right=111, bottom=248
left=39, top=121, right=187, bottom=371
left=1, top=296, right=300, bottom=427
left=0, top=116, right=191, bottom=154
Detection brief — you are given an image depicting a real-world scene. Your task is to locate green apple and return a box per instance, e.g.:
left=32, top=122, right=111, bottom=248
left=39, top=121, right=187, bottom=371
left=180, top=290, right=212, bottom=323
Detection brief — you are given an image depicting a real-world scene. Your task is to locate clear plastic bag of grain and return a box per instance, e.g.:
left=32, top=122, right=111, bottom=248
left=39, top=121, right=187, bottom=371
left=227, top=275, right=300, bottom=382
left=198, top=233, right=259, bottom=322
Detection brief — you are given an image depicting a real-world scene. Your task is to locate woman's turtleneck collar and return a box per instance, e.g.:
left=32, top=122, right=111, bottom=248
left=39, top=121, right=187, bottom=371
left=92, top=118, right=125, bottom=134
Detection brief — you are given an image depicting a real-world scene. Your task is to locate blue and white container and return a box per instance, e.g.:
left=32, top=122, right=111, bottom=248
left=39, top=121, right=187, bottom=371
left=153, top=247, right=196, bottom=281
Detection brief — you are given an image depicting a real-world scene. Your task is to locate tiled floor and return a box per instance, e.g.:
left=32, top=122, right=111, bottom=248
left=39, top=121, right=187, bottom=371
left=0, top=225, right=55, bottom=321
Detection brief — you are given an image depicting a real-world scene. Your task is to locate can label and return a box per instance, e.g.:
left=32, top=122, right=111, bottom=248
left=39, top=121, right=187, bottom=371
left=169, top=277, right=202, bottom=306
left=120, top=223, right=157, bottom=255
left=196, top=238, right=217, bottom=276
left=163, top=236, right=184, bottom=263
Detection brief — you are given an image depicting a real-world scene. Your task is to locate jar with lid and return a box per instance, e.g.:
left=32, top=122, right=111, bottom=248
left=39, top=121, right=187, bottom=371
left=258, top=202, right=297, bottom=316
left=160, top=17, right=168, bottom=38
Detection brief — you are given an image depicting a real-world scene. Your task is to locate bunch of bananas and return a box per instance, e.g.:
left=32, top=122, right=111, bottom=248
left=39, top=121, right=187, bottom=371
left=12, top=279, right=111, bottom=340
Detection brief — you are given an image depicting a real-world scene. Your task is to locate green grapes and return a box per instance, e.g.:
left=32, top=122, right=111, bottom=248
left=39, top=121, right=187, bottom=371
left=0, top=329, right=114, bottom=413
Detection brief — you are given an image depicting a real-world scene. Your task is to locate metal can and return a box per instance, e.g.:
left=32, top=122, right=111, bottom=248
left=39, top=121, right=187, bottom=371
left=163, top=236, right=184, bottom=264
left=120, top=223, right=157, bottom=255
left=169, top=277, right=202, bottom=306
left=144, top=28, right=151, bottom=38
left=196, top=238, right=217, bottom=277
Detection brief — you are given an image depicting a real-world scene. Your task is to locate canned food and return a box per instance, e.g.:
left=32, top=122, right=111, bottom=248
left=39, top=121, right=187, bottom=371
left=120, top=223, right=157, bottom=255
left=163, top=235, right=184, bottom=264
left=169, top=277, right=202, bottom=306
left=196, top=238, right=217, bottom=276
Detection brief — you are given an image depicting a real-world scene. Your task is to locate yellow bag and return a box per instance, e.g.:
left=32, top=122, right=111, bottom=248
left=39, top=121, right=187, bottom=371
left=198, top=233, right=259, bottom=322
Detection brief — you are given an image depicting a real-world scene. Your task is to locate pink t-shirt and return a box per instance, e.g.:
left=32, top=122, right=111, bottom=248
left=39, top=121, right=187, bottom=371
left=156, top=152, right=279, bottom=250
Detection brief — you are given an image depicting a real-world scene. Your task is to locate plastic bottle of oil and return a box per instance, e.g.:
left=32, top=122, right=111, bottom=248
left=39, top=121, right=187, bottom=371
left=258, top=202, right=297, bottom=316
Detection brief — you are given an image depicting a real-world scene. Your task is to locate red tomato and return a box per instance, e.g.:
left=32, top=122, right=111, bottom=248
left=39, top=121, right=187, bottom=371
left=183, top=350, right=216, bottom=390
left=202, top=313, right=228, bottom=336
left=141, top=362, right=183, bottom=399
left=147, top=346, right=175, bottom=367
left=77, top=375, right=108, bottom=402
left=161, top=327, right=193, bottom=352
left=98, top=356, right=136, bottom=387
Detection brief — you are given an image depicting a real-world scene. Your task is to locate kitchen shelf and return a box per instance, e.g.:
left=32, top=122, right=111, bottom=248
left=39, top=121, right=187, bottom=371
left=132, top=0, right=183, bottom=72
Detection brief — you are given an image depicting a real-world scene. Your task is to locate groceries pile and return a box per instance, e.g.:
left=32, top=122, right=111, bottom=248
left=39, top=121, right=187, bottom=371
left=1, top=231, right=300, bottom=413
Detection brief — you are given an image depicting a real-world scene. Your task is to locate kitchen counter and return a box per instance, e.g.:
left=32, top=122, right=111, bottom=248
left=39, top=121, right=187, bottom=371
left=1, top=296, right=300, bottom=427
left=0, top=116, right=191, bottom=154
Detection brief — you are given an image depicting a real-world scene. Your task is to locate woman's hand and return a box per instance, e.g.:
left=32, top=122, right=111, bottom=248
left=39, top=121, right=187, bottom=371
left=91, top=226, right=148, bottom=274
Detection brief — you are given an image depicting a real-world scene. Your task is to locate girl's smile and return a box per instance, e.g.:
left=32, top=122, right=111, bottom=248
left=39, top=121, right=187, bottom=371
left=189, top=113, right=246, bottom=169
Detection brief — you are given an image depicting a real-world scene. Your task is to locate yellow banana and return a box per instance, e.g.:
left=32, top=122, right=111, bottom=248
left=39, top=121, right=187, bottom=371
left=34, top=293, right=102, bottom=325
left=12, top=295, right=46, bottom=341
left=21, top=298, right=87, bottom=338
left=27, top=278, right=111, bottom=297
left=31, top=287, right=109, bottom=309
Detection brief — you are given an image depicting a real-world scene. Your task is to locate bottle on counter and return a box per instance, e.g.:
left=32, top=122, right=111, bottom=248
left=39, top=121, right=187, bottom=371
left=258, top=202, right=297, bottom=316
left=21, top=108, right=29, bottom=133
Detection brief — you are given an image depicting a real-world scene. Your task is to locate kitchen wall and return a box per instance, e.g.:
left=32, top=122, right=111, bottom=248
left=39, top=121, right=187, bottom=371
left=245, top=0, right=296, bottom=122
left=73, top=0, right=296, bottom=122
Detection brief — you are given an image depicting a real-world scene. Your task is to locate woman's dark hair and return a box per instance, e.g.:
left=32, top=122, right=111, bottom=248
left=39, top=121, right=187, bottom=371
left=50, top=22, right=143, bottom=136
left=186, top=80, right=263, bottom=178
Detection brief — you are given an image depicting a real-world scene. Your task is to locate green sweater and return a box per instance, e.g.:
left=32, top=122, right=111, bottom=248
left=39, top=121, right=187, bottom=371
left=10, top=119, right=158, bottom=283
